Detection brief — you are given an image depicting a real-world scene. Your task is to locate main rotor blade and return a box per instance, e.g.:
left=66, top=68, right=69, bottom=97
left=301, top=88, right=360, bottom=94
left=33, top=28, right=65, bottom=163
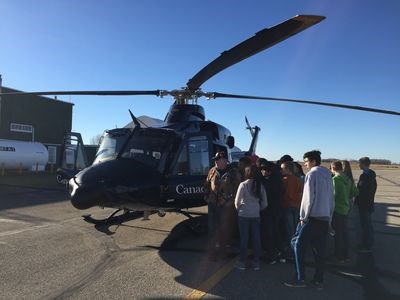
left=186, top=15, right=325, bottom=91
left=0, top=90, right=161, bottom=96
left=212, top=92, right=400, bottom=116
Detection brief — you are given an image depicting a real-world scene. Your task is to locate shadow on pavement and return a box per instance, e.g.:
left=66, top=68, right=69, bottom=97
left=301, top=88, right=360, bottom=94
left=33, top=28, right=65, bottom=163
left=0, top=184, right=69, bottom=211
left=153, top=202, right=400, bottom=299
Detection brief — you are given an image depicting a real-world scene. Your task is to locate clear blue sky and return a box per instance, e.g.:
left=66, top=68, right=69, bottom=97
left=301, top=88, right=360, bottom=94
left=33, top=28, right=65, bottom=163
left=1, top=0, right=399, bottom=162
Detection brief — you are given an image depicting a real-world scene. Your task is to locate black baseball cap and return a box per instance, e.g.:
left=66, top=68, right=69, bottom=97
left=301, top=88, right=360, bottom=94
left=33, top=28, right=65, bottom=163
left=212, top=151, right=228, bottom=160
left=279, top=154, right=294, bottom=163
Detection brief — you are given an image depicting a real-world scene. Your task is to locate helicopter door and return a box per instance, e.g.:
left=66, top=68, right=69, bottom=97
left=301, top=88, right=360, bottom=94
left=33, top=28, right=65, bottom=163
left=163, top=135, right=211, bottom=208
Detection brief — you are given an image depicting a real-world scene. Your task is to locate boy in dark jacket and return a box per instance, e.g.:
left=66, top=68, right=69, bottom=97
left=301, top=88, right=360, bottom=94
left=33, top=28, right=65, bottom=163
left=258, top=160, right=284, bottom=263
left=354, top=157, right=377, bottom=252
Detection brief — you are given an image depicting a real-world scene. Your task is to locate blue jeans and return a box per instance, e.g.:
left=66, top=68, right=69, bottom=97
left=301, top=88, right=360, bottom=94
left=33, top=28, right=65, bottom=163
left=292, top=218, right=329, bottom=282
left=238, top=216, right=261, bottom=263
left=358, top=207, right=374, bottom=249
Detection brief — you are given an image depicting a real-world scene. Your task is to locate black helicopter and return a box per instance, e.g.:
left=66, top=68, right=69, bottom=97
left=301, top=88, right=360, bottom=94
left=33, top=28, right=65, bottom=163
left=2, top=15, right=399, bottom=227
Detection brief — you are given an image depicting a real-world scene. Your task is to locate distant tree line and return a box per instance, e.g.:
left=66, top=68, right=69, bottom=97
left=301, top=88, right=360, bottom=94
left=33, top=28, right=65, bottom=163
left=322, top=159, right=392, bottom=165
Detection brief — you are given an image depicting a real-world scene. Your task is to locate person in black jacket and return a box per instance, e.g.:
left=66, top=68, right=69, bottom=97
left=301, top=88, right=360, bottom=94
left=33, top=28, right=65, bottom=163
left=258, top=159, right=284, bottom=263
left=354, top=157, right=377, bottom=252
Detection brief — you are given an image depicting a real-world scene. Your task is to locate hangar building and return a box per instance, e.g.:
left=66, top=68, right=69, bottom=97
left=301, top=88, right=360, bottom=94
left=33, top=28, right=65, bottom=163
left=0, top=84, right=73, bottom=166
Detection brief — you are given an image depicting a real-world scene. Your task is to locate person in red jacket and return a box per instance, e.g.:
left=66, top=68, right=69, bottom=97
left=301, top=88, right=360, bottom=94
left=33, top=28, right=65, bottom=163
left=281, top=161, right=303, bottom=258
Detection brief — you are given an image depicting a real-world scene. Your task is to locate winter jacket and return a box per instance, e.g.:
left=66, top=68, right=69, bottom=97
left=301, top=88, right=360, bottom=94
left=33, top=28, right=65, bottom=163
left=261, top=171, right=283, bottom=215
left=204, top=165, right=241, bottom=206
left=282, top=174, right=302, bottom=209
left=332, top=174, right=351, bottom=215
left=355, top=169, right=377, bottom=212
left=235, top=179, right=268, bottom=218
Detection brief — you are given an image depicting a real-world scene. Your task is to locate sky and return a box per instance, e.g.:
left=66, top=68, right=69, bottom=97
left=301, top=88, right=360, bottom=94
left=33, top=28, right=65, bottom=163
left=1, top=0, right=399, bottom=163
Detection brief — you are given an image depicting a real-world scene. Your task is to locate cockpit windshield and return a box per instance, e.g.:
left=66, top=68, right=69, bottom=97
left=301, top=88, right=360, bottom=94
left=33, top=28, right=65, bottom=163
left=94, top=127, right=175, bottom=169
left=94, top=128, right=130, bottom=163
left=120, top=128, right=174, bottom=169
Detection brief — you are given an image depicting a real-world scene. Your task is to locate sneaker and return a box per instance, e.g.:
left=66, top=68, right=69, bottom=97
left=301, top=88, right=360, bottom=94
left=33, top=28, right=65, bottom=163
left=284, top=278, right=306, bottom=288
left=277, top=251, right=286, bottom=263
left=252, top=261, right=260, bottom=271
left=268, top=258, right=277, bottom=265
left=235, top=261, right=246, bottom=270
left=309, top=280, right=324, bottom=290
left=279, top=258, right=287, bottom=264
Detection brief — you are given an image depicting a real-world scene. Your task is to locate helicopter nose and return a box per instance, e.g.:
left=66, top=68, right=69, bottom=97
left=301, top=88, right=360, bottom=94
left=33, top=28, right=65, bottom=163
left=67, top=158, right=163, bottom=210
left=69, top=177, right=101, bottom=210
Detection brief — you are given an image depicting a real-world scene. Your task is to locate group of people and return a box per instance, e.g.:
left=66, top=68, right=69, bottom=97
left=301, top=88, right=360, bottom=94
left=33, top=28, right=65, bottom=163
left=203, top=150, right=377, bottom=289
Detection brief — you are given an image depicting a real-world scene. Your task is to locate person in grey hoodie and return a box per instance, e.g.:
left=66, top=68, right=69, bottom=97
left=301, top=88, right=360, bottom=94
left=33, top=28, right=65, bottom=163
left=284, top=150, right=334, bottom=289
left=234, top=165, right=268, bottom=271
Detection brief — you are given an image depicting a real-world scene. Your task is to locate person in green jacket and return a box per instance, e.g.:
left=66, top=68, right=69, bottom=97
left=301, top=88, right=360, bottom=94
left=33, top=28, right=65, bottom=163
left=342, top=160, right=359, bottom=210
left=331, top=161, right=352, bottom=262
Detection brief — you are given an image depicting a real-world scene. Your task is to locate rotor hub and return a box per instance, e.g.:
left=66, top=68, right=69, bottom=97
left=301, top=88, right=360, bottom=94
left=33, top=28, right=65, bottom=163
left=161, top=88, right=214, bottom=105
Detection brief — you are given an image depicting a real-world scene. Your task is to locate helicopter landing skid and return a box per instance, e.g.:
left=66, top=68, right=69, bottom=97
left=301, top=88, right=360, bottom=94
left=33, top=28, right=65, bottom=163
left=82, top=209, right=140, bottom=225
left=177, top=210, right=206, bottom=219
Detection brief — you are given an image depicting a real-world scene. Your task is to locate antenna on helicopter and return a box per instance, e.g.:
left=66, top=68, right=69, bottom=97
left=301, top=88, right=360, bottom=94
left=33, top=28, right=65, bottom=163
left=129, top=109, right=141, bottom=128
left=245, top=116, right=260, bottom=155
left=245, top=116, right=255, bottom=138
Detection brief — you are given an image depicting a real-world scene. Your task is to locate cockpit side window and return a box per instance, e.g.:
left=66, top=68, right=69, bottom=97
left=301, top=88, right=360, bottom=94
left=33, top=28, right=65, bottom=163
left=188, top=137, right=209, bottom=175
left=174, top=144, right=188, bottom=175
left=173, top=136, right=210, bottom=176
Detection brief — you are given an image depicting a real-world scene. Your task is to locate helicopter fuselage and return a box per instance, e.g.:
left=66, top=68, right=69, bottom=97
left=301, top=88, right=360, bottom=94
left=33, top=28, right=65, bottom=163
left=69, top=104, right=236, bottom=212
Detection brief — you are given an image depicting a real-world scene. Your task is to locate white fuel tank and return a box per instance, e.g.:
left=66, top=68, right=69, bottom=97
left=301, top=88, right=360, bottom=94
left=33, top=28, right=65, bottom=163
left=0, top=139, right=49, bottom=171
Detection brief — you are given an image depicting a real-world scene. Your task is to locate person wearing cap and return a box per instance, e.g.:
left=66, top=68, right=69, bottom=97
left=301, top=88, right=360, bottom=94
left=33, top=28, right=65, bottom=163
left=277, top=154, right=294, bottom=173
left=204, top=151, right=241, bottom=257
left=354, top=157, right=377, bottom=252
left=279, top=154, right=294, bottom=165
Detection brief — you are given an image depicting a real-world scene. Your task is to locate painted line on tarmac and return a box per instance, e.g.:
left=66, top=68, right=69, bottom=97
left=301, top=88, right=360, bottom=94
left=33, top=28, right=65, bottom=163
left=376, top=175, right=400, bottom=187
left=0, top=183, right=66, bottom=192
left=0, top=218, right=28, bottom=224
left=338, top=271, right=364, bottom=278
left=0, top=224, right=53, bottom=237
left=186, top=257, right=237, bottom=299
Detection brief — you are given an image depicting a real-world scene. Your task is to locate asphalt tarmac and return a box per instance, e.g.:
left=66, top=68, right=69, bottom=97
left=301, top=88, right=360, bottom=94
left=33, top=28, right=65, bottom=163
left=0, top=168, right=399, bottom=299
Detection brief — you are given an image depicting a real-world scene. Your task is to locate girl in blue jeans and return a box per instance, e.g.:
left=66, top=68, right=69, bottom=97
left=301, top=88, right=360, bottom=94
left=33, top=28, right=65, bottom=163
left=234, top=165, right=268, bottom=270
